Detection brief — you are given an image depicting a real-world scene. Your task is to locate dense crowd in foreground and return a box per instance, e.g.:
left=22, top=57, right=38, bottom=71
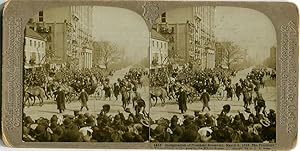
left=150, top=104, right=276, bottom=143
left=23, top=104, right=150, bottom=142
left=23, top=104, right=276, bottom=143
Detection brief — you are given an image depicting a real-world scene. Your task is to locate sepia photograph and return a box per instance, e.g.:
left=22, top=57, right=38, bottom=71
left=22, top=6, right=151, bottom=142
left=1, top=0, right=298, bottom=149
left=22, top=5, right=277, bottom=144
left=149, top=6, right=277, bottom=143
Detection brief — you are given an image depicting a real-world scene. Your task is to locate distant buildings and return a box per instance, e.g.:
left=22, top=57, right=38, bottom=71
left=26, top=6, right=93, bottom=69
left=264, top=46, right=276, bottom=69
left=150, top=29, right=168, bottom=69
left=24, top=27, right=46, bottom=69
left=153, top=6, right=216, bottom=69
left=215, top=42, right=225, bottom=68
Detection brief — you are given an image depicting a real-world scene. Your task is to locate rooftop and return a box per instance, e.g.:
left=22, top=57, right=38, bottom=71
left=25, top=27, right=45, bottom=41
left=151, top=29, right=168, bottom=42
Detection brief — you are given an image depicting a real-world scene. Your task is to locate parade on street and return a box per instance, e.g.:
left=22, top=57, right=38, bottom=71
left=22, top=6, right=277, bottom=143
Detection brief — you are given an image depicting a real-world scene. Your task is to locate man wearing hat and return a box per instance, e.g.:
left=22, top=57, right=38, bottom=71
left=113, top=82, right=120, bottom=101
left=177, top=86, right=187, bottom=114
left=100, top=104, right=111, bottom=117
left=200, top=89, right=211, bottom=112
left=55, top=86, right=66, bottom=113
left=247, top=80, right=254, bottom=104
left=194, top=111, right=200, bottom=117
left=217, top=104, right=231, bottom=127
left=235, top=83, right=242, bottom=101
left=103, top=82, right=111, bottom=101
left=132, top=87, right=141, bottom=107
left=79, top=117, right=94, bottom=142
left=34, top=125, right=52, bottom=142
left=169, top=115, right=183, bottom=142
left=255, top=93, right=266, bottom=115
left=78, top=89, right=89, bottom=111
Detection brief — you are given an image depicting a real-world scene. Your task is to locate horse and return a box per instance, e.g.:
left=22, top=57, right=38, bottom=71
left=150, top=87, right=167, bottom=107
left=24, top=86, right=46, bottom=107
left=242, top=88, right=252, bottom=110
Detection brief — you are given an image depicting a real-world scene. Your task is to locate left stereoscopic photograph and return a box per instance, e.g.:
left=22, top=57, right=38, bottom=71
left=22, top=6, right=151, bottom=142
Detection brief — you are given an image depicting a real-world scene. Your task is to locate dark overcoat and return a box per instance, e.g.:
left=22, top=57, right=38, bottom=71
left=200, top=92, right=210, bottom=107
left=78, top=91, right=89, bottom=107
left=56, top=90, right=66, bottom=110
left=177, top=91, right=187, bottom=111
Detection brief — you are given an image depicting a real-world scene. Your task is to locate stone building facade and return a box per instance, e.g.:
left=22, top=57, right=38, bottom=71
left=27, top=6, right=93, bottom=69
left=153, top=6, right=216, bottom=69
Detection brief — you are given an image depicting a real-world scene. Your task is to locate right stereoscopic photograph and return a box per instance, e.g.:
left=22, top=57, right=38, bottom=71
left=149, top=6, right=277, bottom=143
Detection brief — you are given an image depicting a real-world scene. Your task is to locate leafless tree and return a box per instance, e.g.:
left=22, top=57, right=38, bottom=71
left=219, top=41, right=244, bottom=70
left=93, top=41, right=121, bottom=69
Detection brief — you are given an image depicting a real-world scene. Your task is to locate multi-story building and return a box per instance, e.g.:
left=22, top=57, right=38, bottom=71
left=270, top=46, right=276, bottom=64
left=263, top=46, right=276, bottom=69
left=150, top=29, right=168, bottom=69
left=215, top=42, right=224, bottom=68
left=153, top=6, right=216, bottom=69
left=27, top=6, right=93, bottom=69
left=24, top=27, right=46, bottom=68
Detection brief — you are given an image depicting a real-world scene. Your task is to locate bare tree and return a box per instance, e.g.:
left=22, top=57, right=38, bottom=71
left=219, top=41, right=244, bottom=70
left=93, top=41, right=121, bottom=69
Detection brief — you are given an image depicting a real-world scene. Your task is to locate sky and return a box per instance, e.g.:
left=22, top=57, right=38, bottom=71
left=92, top=6, right=149, bottom=63
left=215, top=7, right=277, bottom=63
left=91, top=6, right=276, bottom=65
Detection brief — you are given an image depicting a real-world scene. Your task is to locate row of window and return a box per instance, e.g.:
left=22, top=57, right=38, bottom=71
left=25, top=51, right=45, bottom=63
left=25, top=38, right=45, bottom=48
left=39, top=11, right=43, bottom=22
left=161, top=12, right=167, bottom=23
left=152, top=40, right=167, bottom=49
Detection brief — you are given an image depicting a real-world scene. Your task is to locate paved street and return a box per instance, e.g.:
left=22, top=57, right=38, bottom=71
left=24, top=66, right=150, bottom=120
left=151, top=66, right=276, bottom=120
left=24, top=66, right=276, bottom=121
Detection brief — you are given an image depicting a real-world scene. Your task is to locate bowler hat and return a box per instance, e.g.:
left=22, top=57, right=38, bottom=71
left=171, top=115, right=179, bottom=123
left=153, top=125, right=165, bottom=136
left=75, top=118, right=85, bottom=127
left=86, top=117, right=95, bottom=126
left=102, top=104, right=110, bottom=110
left=74, top=110, right=80, bottom=116
left=194, top=111, right=200, bottom=117
left=24, top=116, right=34, bottom=125
left=50, top=115, right=58, bottom=123
left=245, top=107, right=251, bottom=113
left=35, top=125, right=46, bottom=135
left=223, top=104, right=231, bottom=113
left=63, top=118, right=73, bottom=128
left=124, top=108, right=131, bottom=113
